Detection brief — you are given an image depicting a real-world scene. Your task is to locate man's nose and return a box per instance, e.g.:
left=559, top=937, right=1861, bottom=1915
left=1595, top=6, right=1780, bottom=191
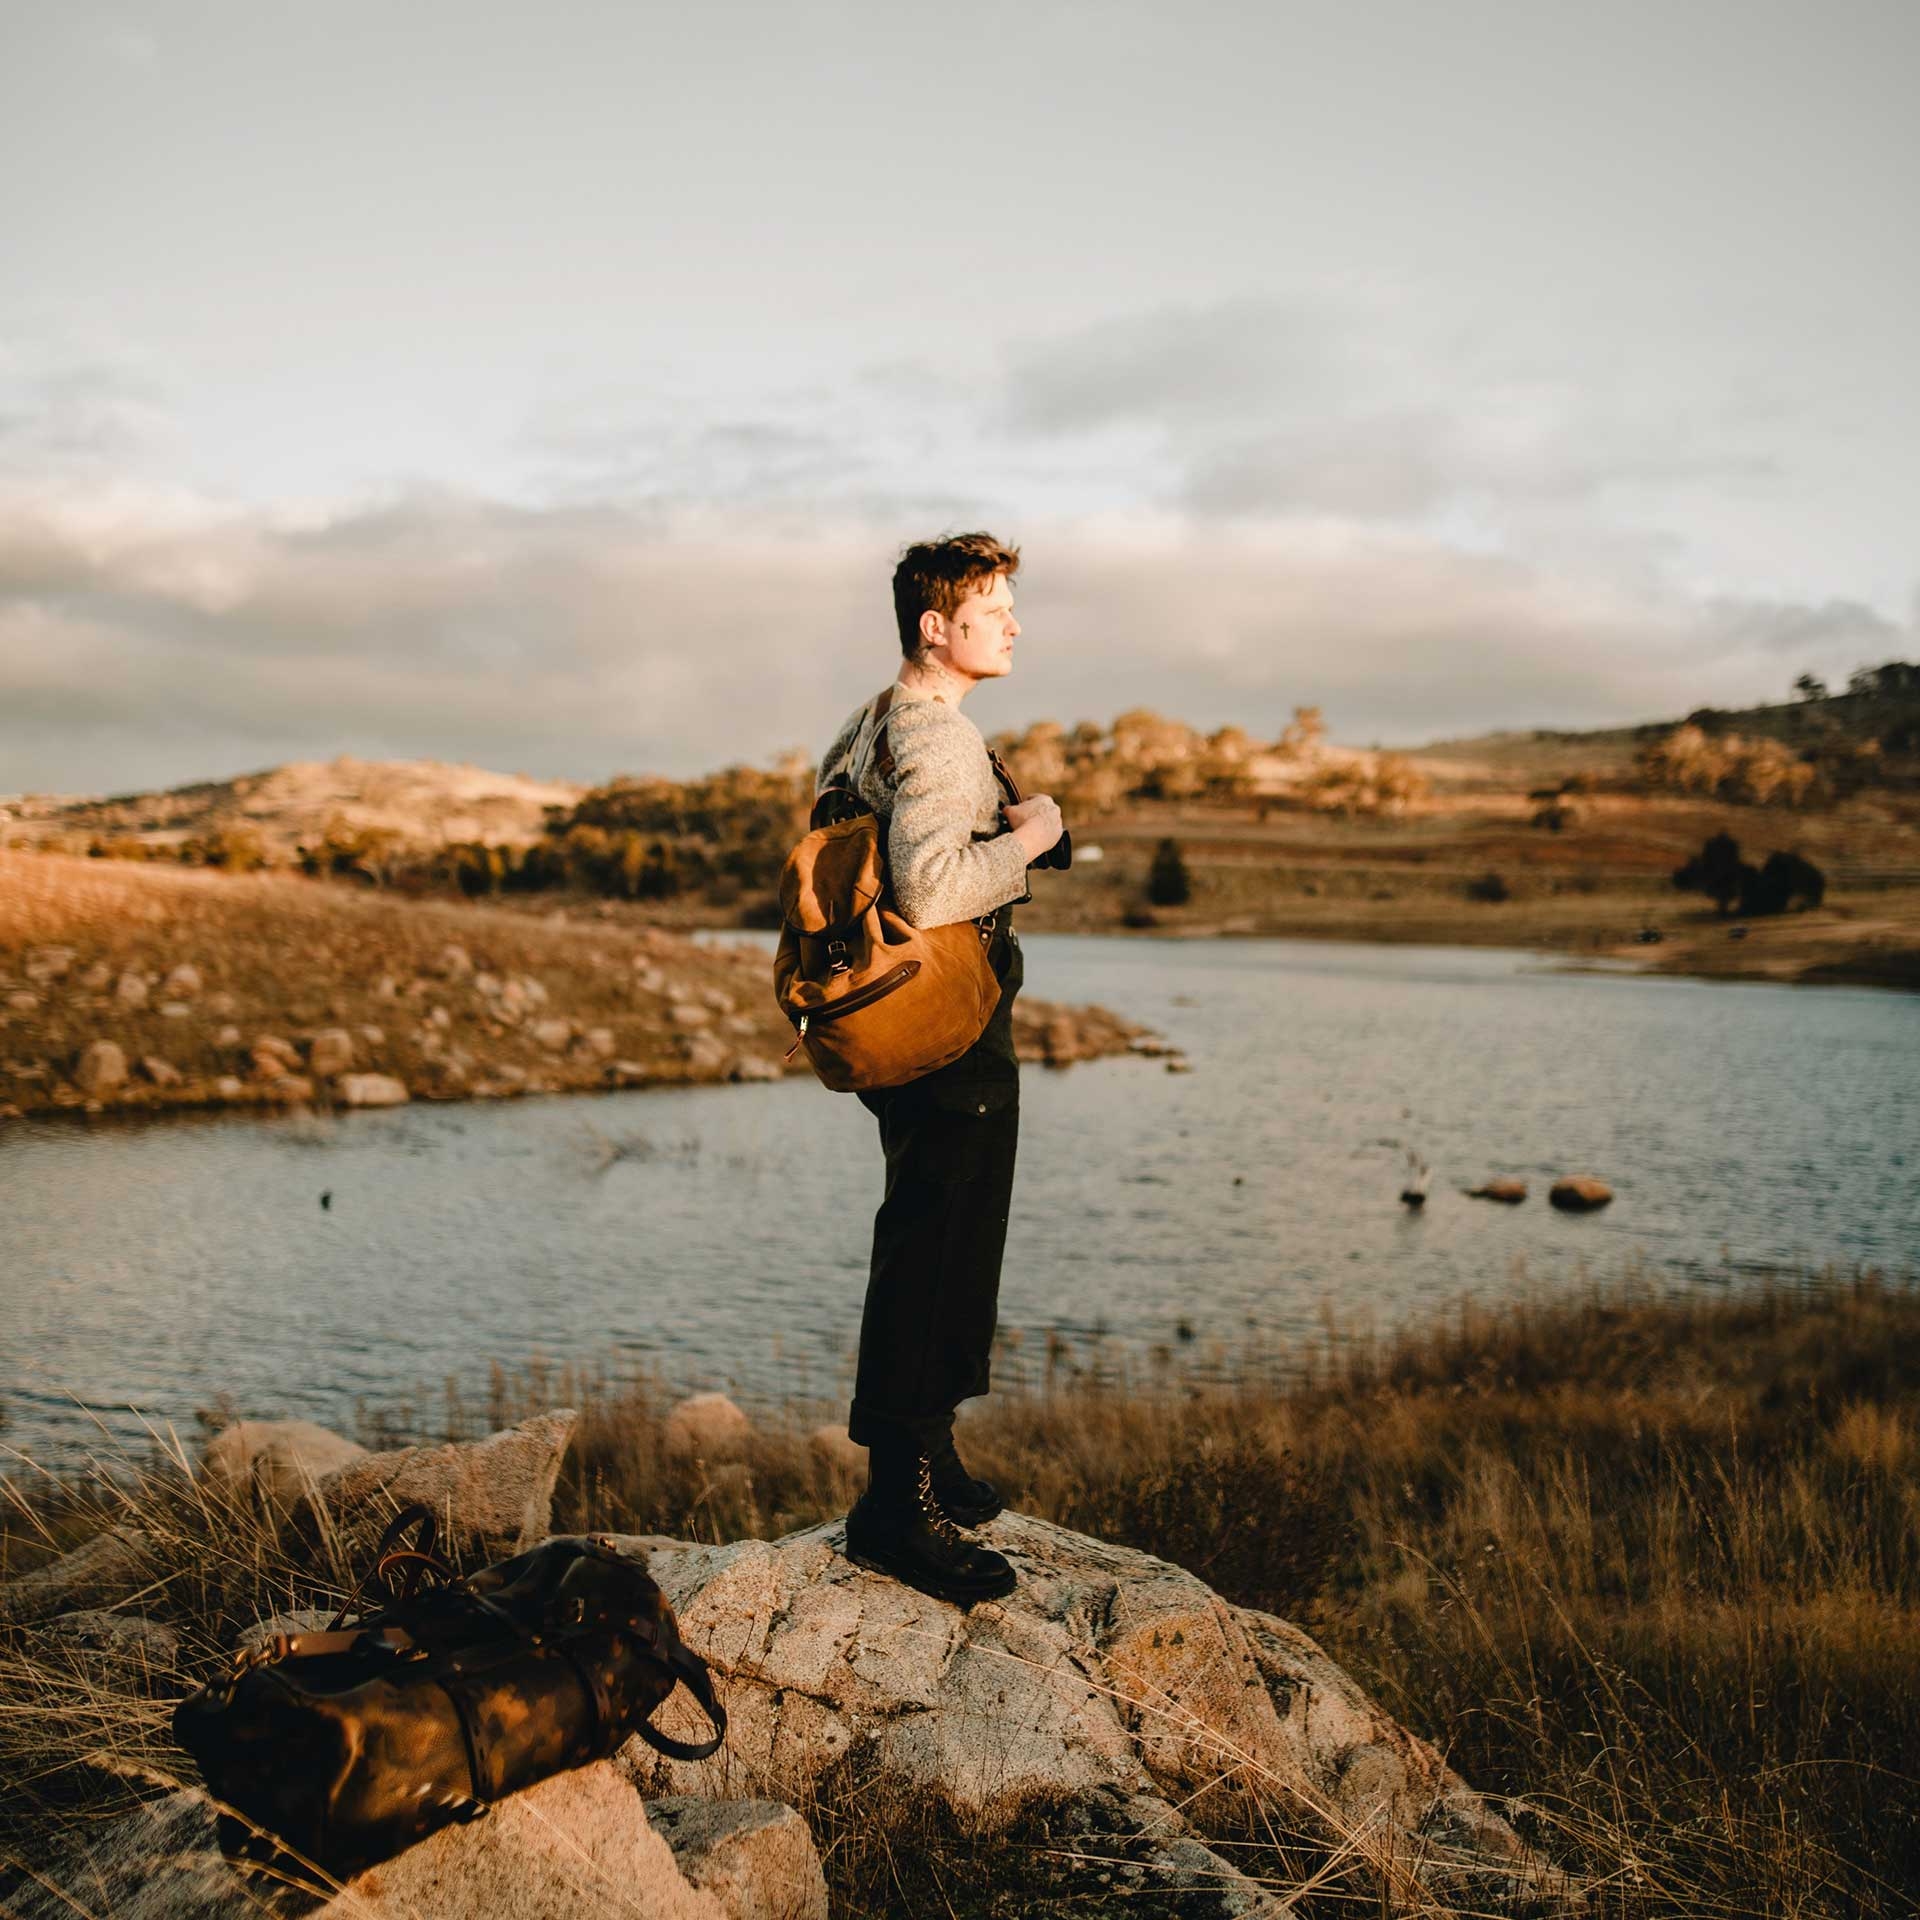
left=1007, top=617, right=1021, bottom=638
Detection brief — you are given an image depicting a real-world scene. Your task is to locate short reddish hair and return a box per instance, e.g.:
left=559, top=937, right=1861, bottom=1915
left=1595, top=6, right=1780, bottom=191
left=892, top=532, right=1021, bottom=658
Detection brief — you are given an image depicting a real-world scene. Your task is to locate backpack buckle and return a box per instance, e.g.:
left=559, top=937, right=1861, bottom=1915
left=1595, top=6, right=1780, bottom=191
left=826, top=939, right=851, bottom=975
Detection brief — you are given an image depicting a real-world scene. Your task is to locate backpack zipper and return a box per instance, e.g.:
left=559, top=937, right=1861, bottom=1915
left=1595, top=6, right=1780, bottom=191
left=784, top=960, right=921, bottom=1058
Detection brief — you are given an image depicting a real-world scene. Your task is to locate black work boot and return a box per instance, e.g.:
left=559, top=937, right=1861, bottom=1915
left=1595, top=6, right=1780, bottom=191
left=926, top=1424, right=1003, bottom=1528
left=844, top=1444, right=1017, bottom=1607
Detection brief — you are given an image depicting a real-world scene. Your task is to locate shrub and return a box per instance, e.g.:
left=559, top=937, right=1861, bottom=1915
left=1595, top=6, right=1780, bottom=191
left=1638, top=725, right=1816, bottom=805
left=1745, top=848, right=1827, bottom=915
left=1673, top=833, right=1825, bottom=915
left=1465, top=870, right=1510, bottom=903
left=1146, top=838, right=1191, bottom=907
left=1672, top=830, right=1749, bottom=914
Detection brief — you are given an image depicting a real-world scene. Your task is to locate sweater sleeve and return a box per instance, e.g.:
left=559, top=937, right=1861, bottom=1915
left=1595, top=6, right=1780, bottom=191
left=885, top=704, right=1032, bottom=928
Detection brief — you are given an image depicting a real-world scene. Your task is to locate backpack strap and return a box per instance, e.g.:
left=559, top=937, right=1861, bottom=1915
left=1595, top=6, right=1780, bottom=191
left=847, top=685, right=899, bottom=792
left=813, top=687, right=901, bottom=831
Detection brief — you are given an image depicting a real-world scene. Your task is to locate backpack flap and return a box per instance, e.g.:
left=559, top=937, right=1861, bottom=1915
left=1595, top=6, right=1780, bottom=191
left=778, top=814, right=884, bottom=936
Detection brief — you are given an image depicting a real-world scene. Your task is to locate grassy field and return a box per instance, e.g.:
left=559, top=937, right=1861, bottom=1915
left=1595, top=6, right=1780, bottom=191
left=1008, top=783, right=1920, bottom=991
left=5, top=1266, right=1916, bottom=1914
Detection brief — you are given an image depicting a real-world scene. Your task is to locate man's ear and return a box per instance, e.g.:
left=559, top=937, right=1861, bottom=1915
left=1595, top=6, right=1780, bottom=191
left=918, top=608, right=945, bottom=655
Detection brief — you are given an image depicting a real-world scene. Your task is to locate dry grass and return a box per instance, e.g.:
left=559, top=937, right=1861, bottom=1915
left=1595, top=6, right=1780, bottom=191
left=5, top=1267, right=1918, bottom=1914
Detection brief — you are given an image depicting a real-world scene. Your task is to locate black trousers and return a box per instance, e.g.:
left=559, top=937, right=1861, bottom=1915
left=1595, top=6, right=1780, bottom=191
left=848, top=916, right=1023, bottom=1451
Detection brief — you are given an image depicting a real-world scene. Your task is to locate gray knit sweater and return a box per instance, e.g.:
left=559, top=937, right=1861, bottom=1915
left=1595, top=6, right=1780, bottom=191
left=817, top=685, right=1032, bottom=928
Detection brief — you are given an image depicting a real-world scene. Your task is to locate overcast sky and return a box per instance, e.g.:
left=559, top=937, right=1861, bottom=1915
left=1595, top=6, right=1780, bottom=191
left=3, top=0, right=1916, bottom=795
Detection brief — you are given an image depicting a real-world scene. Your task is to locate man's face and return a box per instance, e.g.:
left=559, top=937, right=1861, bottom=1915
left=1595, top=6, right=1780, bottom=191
left=933, top=573, right=1020, bottom=681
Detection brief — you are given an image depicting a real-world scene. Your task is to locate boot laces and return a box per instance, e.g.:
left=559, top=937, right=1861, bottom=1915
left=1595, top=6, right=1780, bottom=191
left=915, top=1455, right=965, bottom=1545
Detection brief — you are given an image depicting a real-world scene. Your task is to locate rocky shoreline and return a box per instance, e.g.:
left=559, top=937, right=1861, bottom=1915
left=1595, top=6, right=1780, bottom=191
left=0, top=853, right=1157, bottom=1123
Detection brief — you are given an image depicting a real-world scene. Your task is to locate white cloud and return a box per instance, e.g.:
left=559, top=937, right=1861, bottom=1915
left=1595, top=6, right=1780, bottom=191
left=5, top=480, right=1909, bottom=797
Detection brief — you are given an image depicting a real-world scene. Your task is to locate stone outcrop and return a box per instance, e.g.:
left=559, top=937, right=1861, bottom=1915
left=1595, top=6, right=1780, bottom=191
left=200, top=1417, right=369, bottom=1517
left=282, top=1410, right=576, bottom=1566
left=2, top=1768, right=822, bottom=1920
left=1011, top=998, right=1151, bottom=1068
left=620, top=1513, right=1571, bottom=1913
left=2, top=1492, right=1575, bottom=1911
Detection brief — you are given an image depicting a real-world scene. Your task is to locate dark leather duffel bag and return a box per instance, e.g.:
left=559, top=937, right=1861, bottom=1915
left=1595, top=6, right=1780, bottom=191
left=173, top=1504, right=725, bottom=1886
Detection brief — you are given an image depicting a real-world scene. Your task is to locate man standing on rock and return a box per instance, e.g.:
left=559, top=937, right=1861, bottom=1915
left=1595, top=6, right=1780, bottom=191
left=815, top=533, right=1067, bottom=1605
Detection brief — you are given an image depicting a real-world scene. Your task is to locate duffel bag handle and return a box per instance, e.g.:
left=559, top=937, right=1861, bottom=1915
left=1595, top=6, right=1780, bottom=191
left=326, top=1502, right=449, bottom=1630
left=632, top=1641, right=728, bottom=1762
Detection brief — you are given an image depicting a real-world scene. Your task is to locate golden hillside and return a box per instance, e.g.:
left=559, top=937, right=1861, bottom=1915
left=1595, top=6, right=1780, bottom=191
left=4, top=756, right=584, bottom=860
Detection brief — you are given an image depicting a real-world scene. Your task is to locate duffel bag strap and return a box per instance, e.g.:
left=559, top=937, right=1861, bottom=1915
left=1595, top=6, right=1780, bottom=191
left=230, top=1620, right=417, bottom=1677
left=632, top=1641, right=728, bottom=1762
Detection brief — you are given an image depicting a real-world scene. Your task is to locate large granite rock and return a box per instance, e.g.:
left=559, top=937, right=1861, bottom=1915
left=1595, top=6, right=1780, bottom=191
left=1, top=1767, right=818, bottom=1919
left=619, top=1513, right=1572, bottom=1913
left=283, top=1411, right=576, bottom=1567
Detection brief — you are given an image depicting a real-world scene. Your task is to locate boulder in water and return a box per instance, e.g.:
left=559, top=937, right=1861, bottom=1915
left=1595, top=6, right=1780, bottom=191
left=1467, top=1179, right=1528, bottom=1204
left=1549, top=1176, right=1613, bottom=1212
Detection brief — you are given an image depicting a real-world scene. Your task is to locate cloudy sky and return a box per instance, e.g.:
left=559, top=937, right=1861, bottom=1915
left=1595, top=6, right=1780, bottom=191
left=3, top=0, right=1916, bottom=795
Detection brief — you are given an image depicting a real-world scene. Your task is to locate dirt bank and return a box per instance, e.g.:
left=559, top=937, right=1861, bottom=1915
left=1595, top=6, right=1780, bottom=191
left=0, top=853, right=1152, bottom=1122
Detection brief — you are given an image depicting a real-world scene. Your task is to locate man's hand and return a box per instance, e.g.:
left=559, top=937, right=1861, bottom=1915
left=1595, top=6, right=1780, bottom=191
left=1005, top=794, right=1065, bottom=861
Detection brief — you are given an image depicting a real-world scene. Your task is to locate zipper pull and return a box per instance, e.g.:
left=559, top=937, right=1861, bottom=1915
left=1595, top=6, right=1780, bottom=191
left=784, top=1014, right=808, bottom=1062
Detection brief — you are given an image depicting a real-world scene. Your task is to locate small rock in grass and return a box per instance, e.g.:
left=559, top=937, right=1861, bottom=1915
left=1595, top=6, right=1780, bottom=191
left=663, top=1393, right=752, bottom=1463
left=76, top=1040, right=128, bottom=1096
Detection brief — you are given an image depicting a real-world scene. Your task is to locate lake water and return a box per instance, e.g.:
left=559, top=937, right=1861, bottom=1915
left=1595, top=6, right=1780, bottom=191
left=3, top=935, right=1915, bottom=1471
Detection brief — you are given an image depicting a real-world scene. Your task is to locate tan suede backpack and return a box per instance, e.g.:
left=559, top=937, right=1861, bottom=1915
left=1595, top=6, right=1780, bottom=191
left=773, top=687, right=1006, bottom=1091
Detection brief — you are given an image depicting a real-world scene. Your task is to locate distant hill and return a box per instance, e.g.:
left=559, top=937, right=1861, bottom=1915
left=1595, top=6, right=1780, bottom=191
left=3, top=757, right=585, bottom=859
left=1409, top=667, right=1919, bottom=792
left=7, top=661, right=1913, bottom=864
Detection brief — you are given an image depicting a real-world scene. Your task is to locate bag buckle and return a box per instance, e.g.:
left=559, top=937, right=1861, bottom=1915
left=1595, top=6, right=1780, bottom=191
left=825, top=939, right=851, bottom=976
